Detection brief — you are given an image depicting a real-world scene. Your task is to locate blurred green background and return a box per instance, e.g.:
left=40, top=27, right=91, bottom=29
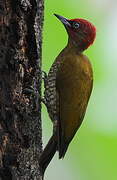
left=42, top=0, right=117, bottom=179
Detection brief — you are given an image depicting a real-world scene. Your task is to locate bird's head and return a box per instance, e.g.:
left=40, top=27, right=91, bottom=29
left=54, top=14, right=96, bottom=52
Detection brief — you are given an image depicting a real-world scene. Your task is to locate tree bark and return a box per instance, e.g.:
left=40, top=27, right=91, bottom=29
left=0, top=0, right=44, bottom=179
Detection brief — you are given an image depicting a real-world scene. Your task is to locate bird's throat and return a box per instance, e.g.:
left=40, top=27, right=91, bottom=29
left=68, top=37, right=89, bottom=53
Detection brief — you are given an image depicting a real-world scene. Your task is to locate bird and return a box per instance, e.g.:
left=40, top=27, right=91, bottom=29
left=39, top=14, right=96, bottom=178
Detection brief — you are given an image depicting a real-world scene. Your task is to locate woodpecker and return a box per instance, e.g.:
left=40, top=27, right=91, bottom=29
left=39, top=14, right=96, bottom=177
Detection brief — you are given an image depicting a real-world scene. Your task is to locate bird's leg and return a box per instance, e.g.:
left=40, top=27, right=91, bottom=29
left=22, top=71, right=48, bottom=106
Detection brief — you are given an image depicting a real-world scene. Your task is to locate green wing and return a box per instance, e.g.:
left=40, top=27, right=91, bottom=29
left=56, top=57, right=93, bottom=158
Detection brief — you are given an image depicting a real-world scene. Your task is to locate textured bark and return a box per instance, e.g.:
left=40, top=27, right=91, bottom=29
left=0, top=0, right=44, bottom=179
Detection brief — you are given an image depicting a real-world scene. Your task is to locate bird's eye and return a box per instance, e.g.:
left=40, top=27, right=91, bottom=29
left=73, top=22, right=80, bottom=29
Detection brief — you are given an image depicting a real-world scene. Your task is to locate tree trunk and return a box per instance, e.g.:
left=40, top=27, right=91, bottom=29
left=0, top=0, right=44, bottom=179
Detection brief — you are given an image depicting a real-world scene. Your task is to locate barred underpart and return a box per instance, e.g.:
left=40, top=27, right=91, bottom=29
left=44, top=61, right=60, bottom=130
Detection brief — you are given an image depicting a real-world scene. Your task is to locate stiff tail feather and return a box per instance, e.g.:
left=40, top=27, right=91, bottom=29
left=39, top=134, right=57, bottom=179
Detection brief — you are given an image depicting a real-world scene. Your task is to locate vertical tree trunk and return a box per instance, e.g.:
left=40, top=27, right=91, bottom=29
left=0, top=0, right=44, bottom=179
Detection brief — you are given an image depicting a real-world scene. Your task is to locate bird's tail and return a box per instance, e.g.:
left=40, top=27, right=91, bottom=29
left=39, top=134, right=57, bottom=179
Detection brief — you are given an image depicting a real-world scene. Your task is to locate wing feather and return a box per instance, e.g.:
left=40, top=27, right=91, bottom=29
left=56, top=55, right=93, bottom=158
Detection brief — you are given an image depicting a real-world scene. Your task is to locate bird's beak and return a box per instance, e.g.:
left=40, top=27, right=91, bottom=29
left=54, top=14, right=71, bottom=27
